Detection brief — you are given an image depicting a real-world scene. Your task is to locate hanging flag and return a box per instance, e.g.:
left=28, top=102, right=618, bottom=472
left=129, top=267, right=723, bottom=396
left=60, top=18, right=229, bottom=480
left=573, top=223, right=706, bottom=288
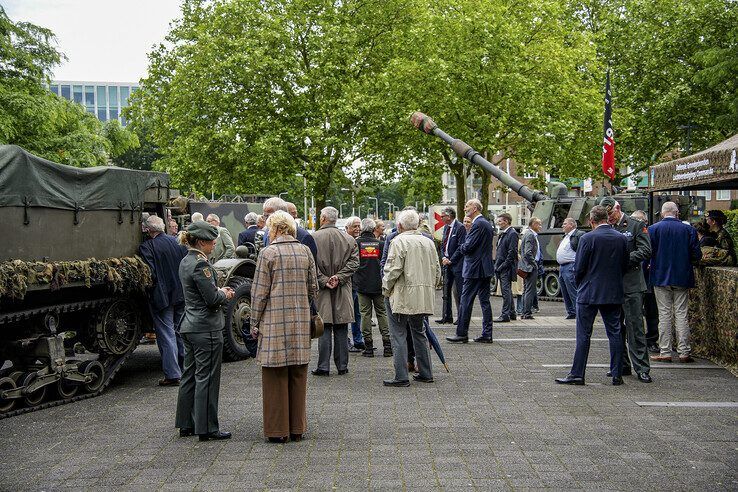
left=601, top=71, right=616, bottom=181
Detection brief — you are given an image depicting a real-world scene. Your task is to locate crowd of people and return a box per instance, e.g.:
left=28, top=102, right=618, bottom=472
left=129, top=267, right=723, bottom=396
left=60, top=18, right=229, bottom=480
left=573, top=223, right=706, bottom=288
left=136, top=193, right=735, bottom=442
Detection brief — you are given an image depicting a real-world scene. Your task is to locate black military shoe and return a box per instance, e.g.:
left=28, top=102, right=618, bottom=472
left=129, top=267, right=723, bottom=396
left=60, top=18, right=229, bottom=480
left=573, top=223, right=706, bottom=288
left=473, top=336, right=493, bottom=344
left=612, top=377, right=624, bottom=386
left=199, top=431, right=231, bottom=441
left=445, top=335, right=468, bottom=343
left=311, top=369, right=329, bottom=376
left=179, top=428, right=194, bottom=437
left=493, top=317, right=510, bottom=323
left=383, top=379, right=410, bottom=387
left=637, top=372, right=652, bottom=383
left=412, top=374, right=434, bottom=383
left=361, top=348, right=375, bottom=357
left=555, top=375, right=585, bottom=385
left=383, top=346, right=393, bottom=357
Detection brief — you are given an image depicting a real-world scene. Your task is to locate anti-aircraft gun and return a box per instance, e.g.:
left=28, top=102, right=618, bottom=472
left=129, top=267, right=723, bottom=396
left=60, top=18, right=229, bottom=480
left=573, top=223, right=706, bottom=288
left=0, top=146, right=255, bottom=418
left=411, top=112, right=698, bottom=300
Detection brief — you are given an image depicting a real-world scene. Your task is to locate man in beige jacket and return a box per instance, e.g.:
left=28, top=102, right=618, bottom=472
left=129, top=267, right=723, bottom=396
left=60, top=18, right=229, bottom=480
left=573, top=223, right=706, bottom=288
left=311, top=206, right=359, bottom=376
left=382, top=209, right=441, bottom=387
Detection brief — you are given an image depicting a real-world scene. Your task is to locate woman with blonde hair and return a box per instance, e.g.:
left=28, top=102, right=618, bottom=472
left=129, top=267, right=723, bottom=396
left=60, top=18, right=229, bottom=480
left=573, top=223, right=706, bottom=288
left=250, top=210, right=318, bottom=443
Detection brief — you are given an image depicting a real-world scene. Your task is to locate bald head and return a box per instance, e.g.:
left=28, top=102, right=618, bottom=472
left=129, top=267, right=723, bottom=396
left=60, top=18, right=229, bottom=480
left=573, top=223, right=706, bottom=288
left=661, top=201, right=679, bottom=218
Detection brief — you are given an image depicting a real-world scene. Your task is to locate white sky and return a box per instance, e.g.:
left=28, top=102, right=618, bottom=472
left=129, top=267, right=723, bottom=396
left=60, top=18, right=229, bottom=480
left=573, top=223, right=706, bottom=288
left=4, top=0, right=182, bottom=82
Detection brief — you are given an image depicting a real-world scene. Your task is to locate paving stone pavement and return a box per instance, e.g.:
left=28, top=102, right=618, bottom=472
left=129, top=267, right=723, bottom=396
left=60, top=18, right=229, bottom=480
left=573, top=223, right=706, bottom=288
left=1, top=294, right=737, bottom=491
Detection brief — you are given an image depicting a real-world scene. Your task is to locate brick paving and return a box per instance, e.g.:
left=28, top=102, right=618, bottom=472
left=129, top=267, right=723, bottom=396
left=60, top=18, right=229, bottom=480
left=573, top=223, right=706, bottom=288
left=0, top=295, right=736, bottom=491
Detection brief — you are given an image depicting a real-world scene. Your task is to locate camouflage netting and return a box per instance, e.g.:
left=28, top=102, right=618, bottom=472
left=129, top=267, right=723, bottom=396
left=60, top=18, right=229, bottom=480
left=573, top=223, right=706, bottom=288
left=0, top=256, right=152, bottom=300
left=689, top=266, right=738, bottom=372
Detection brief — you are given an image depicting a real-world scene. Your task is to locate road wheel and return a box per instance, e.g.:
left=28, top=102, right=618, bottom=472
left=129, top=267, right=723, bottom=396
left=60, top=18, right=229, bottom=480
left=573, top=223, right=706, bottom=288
left=222, top=275, right=253, bottom=362
left=56, top=376, right=79, bottom=399
left=94, top=300, right=140, bottom=356
left=21, top=372, right=47, bottom=406
left=536, top=276, right=544, bottom=296
left=0, top=377, right=17, bottom=413
left=80, top=360, right=105, bottom=393
left=544, top=272, right=561, bottom=297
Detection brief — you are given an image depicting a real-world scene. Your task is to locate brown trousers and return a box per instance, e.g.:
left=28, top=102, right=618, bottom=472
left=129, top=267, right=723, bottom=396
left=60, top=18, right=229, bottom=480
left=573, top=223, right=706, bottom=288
left=261, top=364, right=308, bottom=438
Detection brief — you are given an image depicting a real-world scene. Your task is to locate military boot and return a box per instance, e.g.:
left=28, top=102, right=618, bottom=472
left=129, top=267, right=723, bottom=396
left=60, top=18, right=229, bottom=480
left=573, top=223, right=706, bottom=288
left=361, top=340, right=375, bottom=357
left=383, top=339, right=393, bottom=357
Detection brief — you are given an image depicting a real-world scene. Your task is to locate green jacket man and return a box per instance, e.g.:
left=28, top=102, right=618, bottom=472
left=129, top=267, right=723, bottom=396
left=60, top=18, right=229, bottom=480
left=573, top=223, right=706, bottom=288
left=600, top=196, right=653, bottom=383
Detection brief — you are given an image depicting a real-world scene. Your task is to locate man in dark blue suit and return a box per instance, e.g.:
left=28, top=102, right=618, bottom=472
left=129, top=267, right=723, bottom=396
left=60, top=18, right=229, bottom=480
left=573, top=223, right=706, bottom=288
left=444, top=199, right=495, bottom=343
left=436, top=207, right=467, bottom=324
left=237, top=212, right=260, bottom=247
left=556, top=205, right=628, bottom=386
left=494, top=212, right=518, bottom=322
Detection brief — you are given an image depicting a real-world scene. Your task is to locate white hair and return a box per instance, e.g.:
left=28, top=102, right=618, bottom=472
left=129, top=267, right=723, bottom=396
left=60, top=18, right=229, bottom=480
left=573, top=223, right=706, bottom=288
left=191, top=212, right=204, bottom=222
left=345, top=216, right=360, bottom=226
left=361, top=218, right=376, bottom=233
left=206, top=213, right=220, bottom=225
left=263, top=196, right=288, bottom=213
left=397, top=209, right=419, bottom=231
left=244, top=212, right=258, bottom=225
left=145, top=215, right=166, bottom=233
left=321, top=206, right=338, bottom=223
left=661, top=201, right=679, bottom=218
left=466, top=198, right=483, bottom=213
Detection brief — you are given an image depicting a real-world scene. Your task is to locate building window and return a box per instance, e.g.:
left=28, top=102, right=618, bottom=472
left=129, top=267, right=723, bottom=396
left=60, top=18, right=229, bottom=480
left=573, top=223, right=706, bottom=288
left=523, top=171, right=537, bottom=179
left=447, top=174, right=456, bottom=187
left=84, top=86, right=95, bottom=110
left=50, top=85, right=59, bottom=96
left=695, top=191, right=711, bottom=200
left=108, top=86, right=119, bottom=121
left=716, top=189, right=731, bottom=201
left=61, top=85, right=71, bottom=99
left=120, top=86, right=130, bottom=107
left=73, top=85, right=83, bottom=104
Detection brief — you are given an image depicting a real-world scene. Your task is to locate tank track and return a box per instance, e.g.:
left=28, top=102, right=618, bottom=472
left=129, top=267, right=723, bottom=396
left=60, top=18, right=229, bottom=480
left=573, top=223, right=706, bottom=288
left=0, top=297, right=138, bottom=419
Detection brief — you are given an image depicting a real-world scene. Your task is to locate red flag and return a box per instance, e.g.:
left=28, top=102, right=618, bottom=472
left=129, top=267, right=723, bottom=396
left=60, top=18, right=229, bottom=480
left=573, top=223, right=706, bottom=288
left=601, top=71, right=615, bottom=181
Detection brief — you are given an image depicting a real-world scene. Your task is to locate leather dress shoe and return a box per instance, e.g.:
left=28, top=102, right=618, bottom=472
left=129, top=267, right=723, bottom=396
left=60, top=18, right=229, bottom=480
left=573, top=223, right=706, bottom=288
left=199, top=431, right=231, bottom=441
left=267, top=436, right=288, bottom=443
left=290, top=434, right=302, bottom=442
left=521, top=314, right=535, bottom=320
left=651, top=354, right=672, bottom=362
left=612, top=377, right=624, bottom=386
left=179, top=428, right=194, bottom=437
left=337, top=369, right=349, bottom=375
left=606, top=368, right=632, bottom=377
left=637, top=372, right=652, bottom=383
left=159, top=378, right=180, bottom=387
left=565, top=314, right=576, bottom=320
left=383, top=379, right=410, bottom=387
left=311, top=369, right=329, bottom=376
left=412, top=374, right=434, bottom=383
left=647, top=344, right=660, bottom=354
left=493, top=316, right=510, bottom=323
left=473, top=336, right=493, bottom=344
left=679, top=355, right=694, bottom=363
left=445, top=335, right=468, bottom=343
left=555, top=375, right=585, bottom=385
left=435, top=318, right=452, bottom=324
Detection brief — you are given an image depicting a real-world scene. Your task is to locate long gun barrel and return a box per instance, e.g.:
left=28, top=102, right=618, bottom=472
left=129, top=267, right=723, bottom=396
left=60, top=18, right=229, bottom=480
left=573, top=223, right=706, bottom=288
left=410, top=112, right=548, bottom=204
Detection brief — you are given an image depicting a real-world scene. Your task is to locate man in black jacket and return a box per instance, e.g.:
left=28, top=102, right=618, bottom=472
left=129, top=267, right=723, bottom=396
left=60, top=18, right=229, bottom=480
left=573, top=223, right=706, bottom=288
left=437, top=207, right=466, bottom=324
left=237, top=212, right=259, bottom=247
left=354, top=218, right=391, bottom=357
left=494, top=213, right=518, bottom=322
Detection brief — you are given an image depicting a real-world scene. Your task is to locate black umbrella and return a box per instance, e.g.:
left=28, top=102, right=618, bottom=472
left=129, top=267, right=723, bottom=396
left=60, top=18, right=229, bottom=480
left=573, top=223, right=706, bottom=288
left=425, top=325, right=449, bottom=372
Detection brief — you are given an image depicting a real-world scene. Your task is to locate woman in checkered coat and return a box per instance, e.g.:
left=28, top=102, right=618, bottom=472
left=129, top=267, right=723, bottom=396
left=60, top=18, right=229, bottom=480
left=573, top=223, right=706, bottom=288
left=250, top=210, right=318, bottom=443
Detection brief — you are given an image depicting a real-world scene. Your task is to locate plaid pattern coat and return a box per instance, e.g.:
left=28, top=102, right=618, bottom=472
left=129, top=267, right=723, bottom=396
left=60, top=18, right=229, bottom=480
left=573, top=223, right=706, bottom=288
left=251, top=236, right=318, bottom=367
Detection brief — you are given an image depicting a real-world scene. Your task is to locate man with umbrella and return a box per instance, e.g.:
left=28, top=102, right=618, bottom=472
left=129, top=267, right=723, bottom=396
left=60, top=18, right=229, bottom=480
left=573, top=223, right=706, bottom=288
left=382, top=209, right=441, bottom=387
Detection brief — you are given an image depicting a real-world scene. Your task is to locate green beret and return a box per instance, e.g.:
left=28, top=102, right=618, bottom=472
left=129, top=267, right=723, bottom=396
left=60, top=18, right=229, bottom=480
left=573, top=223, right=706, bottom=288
left=186, top=220, right=219, bottom=240
left=598, top=196, right=618, bottom=210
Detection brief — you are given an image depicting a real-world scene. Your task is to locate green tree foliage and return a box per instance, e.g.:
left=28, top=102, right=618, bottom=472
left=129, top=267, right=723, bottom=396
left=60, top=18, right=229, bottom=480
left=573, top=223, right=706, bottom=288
left=130, top=0, right=420, bottom=207
left=104, top=120, right=140, bottom=159
left=575, top=0, right=738, bottom=175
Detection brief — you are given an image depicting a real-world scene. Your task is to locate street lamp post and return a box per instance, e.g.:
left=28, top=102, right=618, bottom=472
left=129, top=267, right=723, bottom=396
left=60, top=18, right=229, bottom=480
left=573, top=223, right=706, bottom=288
left=368, top=197, right=378, bottom=219
left=339, top=203, right=346, bottom=218
left=342, top=187, right=355, bottom=216
left=384, top=201, right=394, bottom=220
left=296, top=173, right=308, bottom=224
left=358, top=205, right=363, bottom=217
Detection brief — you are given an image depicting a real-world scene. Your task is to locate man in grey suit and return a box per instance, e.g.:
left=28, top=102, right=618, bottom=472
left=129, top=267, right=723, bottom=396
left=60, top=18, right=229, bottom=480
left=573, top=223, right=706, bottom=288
left=206, top=214, right=235, bottom=261
left=518, top=217, right=542, bottom=320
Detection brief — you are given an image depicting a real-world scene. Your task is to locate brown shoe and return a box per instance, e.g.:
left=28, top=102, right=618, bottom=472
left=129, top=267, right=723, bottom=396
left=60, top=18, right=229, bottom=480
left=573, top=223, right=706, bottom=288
left=159, top=378, right=180, bottom=386
left=679, top=355, right=694, bottom=363
left=650, top=355, right=672, bottom=363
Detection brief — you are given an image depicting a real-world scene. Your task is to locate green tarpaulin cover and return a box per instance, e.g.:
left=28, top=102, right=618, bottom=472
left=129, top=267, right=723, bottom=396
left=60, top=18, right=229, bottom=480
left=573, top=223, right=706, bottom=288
left=0, top=145, right=169, bottom=211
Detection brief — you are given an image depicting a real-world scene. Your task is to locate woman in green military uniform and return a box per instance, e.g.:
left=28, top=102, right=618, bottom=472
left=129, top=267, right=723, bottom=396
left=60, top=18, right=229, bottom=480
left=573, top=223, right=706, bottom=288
left=175, top=221, right=235, bottom=441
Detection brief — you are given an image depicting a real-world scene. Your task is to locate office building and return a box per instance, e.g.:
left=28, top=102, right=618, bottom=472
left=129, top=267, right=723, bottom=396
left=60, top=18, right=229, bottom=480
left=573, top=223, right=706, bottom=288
left=49, top=81, right=139, bottom=126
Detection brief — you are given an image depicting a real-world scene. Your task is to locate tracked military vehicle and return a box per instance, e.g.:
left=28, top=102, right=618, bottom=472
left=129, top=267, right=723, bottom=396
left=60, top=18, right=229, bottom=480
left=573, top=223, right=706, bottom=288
left=410, top=112, right=698, bottom=300
left=0, top=146, right=255, bottom=417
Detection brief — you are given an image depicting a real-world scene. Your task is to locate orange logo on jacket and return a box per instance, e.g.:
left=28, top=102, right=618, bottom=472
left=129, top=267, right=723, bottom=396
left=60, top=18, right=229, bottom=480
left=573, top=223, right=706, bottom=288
left=360, top=245, right=380, bottom=259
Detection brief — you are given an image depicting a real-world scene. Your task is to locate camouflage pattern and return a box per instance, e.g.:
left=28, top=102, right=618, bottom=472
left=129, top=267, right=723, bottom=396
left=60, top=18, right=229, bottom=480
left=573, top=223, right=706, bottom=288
left=688, top=266, right=738, bottom=372
left=0, top=256, right=152, bottom=300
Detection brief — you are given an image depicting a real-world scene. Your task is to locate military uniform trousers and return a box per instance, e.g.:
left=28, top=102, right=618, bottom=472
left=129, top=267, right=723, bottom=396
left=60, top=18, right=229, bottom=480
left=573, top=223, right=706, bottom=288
left=358, top=292, right=390, bottom=347
left=175, top=330, right=224, bottom=435
left=316, top=323, right=349, bottom=373
left=621, top=291, right=650, bottom=375
left=261, top=364, right=308, bottom=438
left=570, top=303, right=623, bottom=379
